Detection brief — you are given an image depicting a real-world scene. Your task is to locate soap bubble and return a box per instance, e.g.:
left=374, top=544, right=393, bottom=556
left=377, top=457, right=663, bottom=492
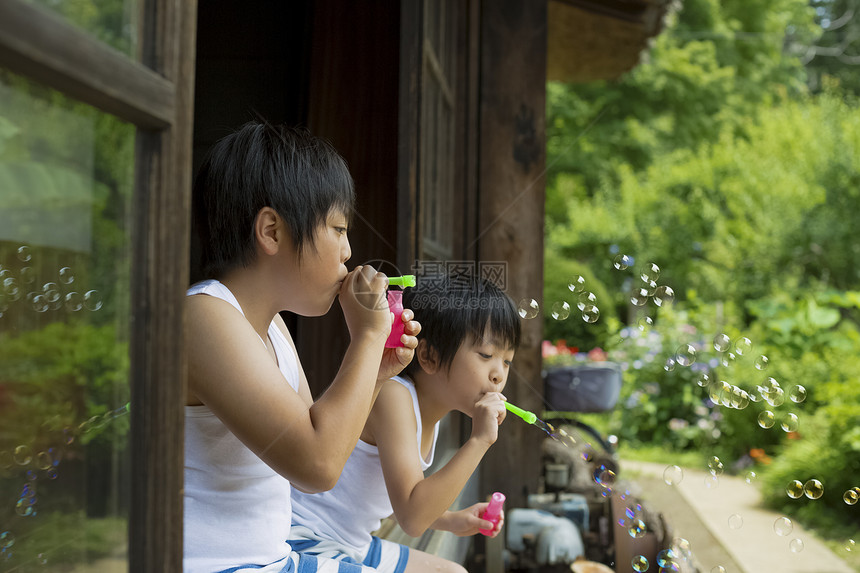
left=733, top=337, right=752, bottom=356
left=628, top=519, right=646, bottom=538
left=35, top=451, right=53, bottom=471
left=755, top=355, right=770, bottom=371
left=58, top=267, right=75, bottom=284
left=663, top=465, right=684, bottom=486
left=577, top=291, right=597, bottom=311
left=786, top=481, right=803, bottom=499
left=765, top=387, right=785, bottom=407
left=675, top=344, right=697, bottom=367
left=638, top=316, right=654, bottom=331
left=517, top=298, right=539, bottom=319
left=19, top=266, right=35, bottom=284
left=789, top=385, right=807, bottom=403
left=639, top=262, right=660, bottom=283
left=593, top=464, right=617, bottom=488
left=720, top=351, right=737, bottom=368
left=781, top=413, right=799, bottom=433
left=803, top=479, right=823, bottom=500
left=0, top=530, right=14, bottom=549
left=631, top=288, right=650, bottom=306
left=65, top=291, right=83, bottom=311
left=713, top=333, right=731, bottom=352
left=568, top=276, right=586, bottom=293
left=614, top=254, right=632, bottom=270
left=550, top=301, right=570, bottom=320
left=789, top=538, right=805, bottom=553
left=672, top=537, right=691, bottom=559
left=656, top=549, right=680, bottom=569
left=37, top=553, right=48, bottom=565
left=582, top=305, right=600, bottom=323
left=14, top=445, right=32, bottom=465
left=757, top=411, right=775, bottom=429
left=84, top=290, right=103, bottom=311
left=15, top=497, right=34, bottom=516
left=652, top=285, right=674, bottom=307
left=632, top=555, right=649, bottom=572
left=846, top=539, right=855, bottom=552
left=17, top=245, right=32, bottom=262
left=843, top=489, right=859, bottom=505
left=708, top=456, right=724, bottom=476
left=704, top=474, right=719, bottom=489
left=727, top=514, right=743, bottom=529
left=695, top=371, right=711, bottom=388
left=745, top=471, right=757, bottom=484
left=664, top=358, right=676, bottom=372
left=711, top=567, right=727, bottom=573
left=759, top=377, right=780, bottom=394
left=774, top=516, right=793, bottom=536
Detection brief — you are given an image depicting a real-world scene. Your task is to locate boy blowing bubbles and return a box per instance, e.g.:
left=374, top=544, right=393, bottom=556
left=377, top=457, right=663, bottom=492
left=290, top=274, right=521, bottom=573
left=184, top=121, right=419, bottom=573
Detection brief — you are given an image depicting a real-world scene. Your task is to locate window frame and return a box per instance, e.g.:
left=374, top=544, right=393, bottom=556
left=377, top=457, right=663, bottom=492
left=0, top=1, right=197, bottom=571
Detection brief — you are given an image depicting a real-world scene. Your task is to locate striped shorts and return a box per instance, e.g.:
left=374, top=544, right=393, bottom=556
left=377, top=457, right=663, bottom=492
left=287, top=525, right=410, bottom=573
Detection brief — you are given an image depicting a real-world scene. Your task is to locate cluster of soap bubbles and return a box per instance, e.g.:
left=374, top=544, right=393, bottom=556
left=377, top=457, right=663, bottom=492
left=843, top=486, right=860, bottom=505
left=0, top=403, right=130, bottom=565
left=785, top=478, right=825, bottom=500
left=523, top=272, right=603, bottom=323
left=0, top=246, right=103, bottom=318
left=592, top=463, right=617, bottom=497
left=617, top=502, right=647, bottom=539
left=614, top=257, right=676, bottom=309
left=630, top=538, right=697, bottom=572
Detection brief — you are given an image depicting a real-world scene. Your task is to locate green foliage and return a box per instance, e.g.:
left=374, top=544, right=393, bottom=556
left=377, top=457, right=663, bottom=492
left=0, top=321, right=130, bottom=449
left=544, top=0, right=860, bottom=537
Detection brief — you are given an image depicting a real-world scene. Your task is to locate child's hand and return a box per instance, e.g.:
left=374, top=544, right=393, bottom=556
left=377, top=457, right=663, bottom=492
left=440, top=504, right=505, bottom=537
left=339, top=265, right=391, bottom=340
left=377, top=309, right=421, bottom=381
left=471, top=391, right=507, bottom=446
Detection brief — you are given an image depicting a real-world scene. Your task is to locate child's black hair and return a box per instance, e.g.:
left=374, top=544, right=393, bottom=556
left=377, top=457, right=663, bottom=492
left=192, top=121, right=355, bottom=279
left=402, top=273, right=521, bottom=377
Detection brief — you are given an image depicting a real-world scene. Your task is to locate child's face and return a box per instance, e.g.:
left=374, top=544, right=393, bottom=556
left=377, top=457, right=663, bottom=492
left=444, top=332, right=515, bottom=416
left=292, top=209, right=351, bottom=315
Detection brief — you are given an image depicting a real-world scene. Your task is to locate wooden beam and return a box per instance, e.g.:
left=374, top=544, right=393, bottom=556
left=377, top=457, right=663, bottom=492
left=128, top=0, right=197, bottom=571
left=476, top=0, right=547, bottom=511
left=398, top=0, right=422, bottom=269
left=0, top=0, right=175, bottom=130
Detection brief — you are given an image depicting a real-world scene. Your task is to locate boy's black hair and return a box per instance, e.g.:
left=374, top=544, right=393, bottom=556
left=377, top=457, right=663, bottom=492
left=192, top=121, right=355, bottom=279
left=402, top=273, right=521, bottom=377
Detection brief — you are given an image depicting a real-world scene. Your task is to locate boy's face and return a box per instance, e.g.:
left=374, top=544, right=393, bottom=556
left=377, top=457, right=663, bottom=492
left=291, top=209, right=351, bottom=315
left=444, top=332, right=515, bottom=416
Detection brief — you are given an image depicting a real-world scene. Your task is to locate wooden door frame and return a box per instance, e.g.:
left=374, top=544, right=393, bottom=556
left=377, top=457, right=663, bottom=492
left=0, top=1, right=197, bottom=570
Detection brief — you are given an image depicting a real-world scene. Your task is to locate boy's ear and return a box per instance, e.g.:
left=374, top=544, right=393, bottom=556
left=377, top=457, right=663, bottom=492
left=255, top=207, right=282, bottom=255
left=415, top=340, right=441, bottom=375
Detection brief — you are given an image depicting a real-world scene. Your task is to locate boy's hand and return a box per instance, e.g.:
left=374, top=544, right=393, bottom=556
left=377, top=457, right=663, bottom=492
left=339, top=265, right=391, bottom=341
left=377, top=308, right=421, bottom=381
left=471, top=391, right=507, bottom=446
left=439, top=504, right=504, bottom=537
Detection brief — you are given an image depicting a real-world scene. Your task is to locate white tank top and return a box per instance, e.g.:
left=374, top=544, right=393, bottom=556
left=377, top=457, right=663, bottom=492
left=184, top=279, right=301, bottom=572
left=290, top=376, right=439, bottom=552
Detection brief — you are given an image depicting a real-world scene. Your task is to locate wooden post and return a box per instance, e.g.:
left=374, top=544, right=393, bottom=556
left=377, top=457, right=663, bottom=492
left=476, top=0, right=547, bottom=513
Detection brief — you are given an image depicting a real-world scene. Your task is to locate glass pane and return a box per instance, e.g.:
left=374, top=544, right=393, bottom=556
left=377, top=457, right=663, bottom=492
left=0, top=70, right=133, bottom=572
left=28, top=0, right=139, bottom=58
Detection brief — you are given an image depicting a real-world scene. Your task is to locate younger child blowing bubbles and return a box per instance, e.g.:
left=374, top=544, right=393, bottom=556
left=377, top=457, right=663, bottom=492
left=184, top=121, right=420, bottom=573
left=290, top=273, right=521, bottom=573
